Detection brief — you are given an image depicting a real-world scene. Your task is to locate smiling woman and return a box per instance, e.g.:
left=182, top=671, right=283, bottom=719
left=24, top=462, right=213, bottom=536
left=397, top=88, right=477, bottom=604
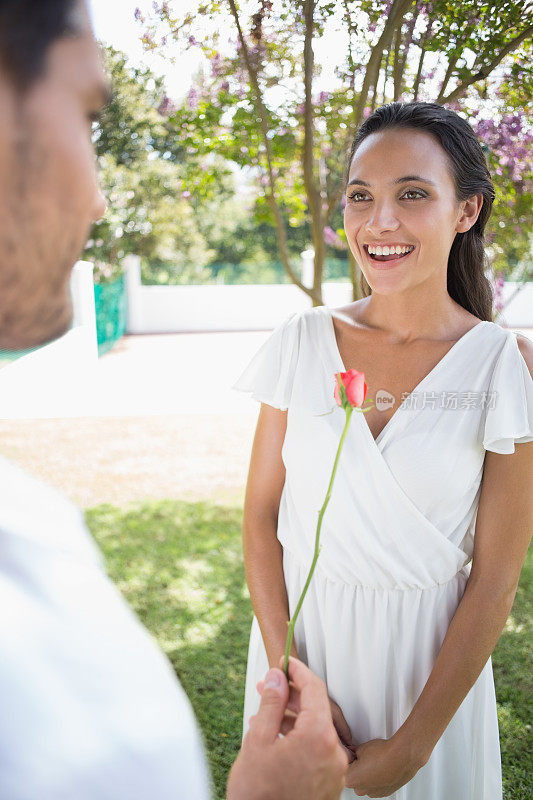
left=344, top=102, right=496, bottom=315
left=234, top=100, right=533, bottom=800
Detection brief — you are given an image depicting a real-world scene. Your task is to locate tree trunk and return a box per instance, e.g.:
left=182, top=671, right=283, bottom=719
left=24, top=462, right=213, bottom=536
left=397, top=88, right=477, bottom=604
left=393, top=24, right=402, bottom=100
left=228, top=0, right=322, bottom=304
left=303, top=0, right=326, bottom=307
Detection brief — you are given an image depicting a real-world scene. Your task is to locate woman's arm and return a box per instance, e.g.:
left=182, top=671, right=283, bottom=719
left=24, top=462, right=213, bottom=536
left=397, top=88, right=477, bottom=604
left=391, top=442, right=533, bottom=768
left=242, top=402, right=299, bottom=668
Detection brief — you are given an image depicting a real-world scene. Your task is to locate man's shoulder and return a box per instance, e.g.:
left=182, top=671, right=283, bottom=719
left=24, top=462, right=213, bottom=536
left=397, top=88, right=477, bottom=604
left=0, top=455, right=104, bottom=566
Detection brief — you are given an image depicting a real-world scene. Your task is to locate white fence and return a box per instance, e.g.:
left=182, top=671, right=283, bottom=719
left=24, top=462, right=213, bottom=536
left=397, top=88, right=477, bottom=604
left=123, top=255, right=533, bottom=333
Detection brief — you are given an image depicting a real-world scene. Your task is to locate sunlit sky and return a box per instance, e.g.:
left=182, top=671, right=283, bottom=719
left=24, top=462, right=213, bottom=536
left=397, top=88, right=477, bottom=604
left=88, top=0, right=357, bottom=103
left=89, top=0, right=203, bottom=101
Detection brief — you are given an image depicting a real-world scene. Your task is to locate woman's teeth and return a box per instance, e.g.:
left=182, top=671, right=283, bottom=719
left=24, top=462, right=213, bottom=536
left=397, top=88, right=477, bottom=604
left=366, top=244, right=415, bottom=262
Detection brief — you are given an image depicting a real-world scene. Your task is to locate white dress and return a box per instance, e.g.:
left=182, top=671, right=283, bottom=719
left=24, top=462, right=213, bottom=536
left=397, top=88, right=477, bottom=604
left=232, top=304, right=533, bottom=800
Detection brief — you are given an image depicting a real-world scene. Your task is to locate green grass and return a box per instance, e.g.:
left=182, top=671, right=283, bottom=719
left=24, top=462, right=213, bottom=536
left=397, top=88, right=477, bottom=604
left=86, top=500, right=251, bottom=798
left=85, top=500, right=532, bottom=799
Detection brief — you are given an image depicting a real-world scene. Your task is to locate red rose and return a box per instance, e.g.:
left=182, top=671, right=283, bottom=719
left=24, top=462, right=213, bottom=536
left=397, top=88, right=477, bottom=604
left=334, top=369, right=367, bottom=409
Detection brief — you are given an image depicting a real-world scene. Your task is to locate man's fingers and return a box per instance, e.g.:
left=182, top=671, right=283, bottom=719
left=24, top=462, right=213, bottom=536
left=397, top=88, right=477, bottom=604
left=257, top=678, right=301, bottom=714
left=282, top=656, right=331, bottom=732
left=279, top=709, right=297, bottom=736
left=248, top=667, right=289, bottom=746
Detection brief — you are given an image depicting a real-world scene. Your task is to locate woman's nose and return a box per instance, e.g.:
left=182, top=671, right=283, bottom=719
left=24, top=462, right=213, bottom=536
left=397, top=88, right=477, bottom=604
left=365, top=202, right=400, bottom=235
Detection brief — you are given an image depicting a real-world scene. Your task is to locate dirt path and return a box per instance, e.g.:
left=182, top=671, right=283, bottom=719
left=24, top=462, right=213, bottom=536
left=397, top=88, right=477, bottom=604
left=0, top=413, right=258, bottom=509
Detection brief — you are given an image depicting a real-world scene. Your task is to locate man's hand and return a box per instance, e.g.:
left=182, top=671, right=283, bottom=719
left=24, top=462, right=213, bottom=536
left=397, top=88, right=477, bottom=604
left=226, top=655, right=348, bottom=800
left=257, top=680, right=357, bottom=765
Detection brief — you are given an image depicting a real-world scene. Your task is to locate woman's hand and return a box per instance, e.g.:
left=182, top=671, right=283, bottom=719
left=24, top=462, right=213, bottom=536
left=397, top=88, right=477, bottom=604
left=344, top=737, right=425, bottom=797
left=328, top=696, right=358, bottom=764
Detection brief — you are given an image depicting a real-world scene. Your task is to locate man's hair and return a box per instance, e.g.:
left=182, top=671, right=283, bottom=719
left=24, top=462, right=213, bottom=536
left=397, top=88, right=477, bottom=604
left=0, top=0, right=84, bottom=90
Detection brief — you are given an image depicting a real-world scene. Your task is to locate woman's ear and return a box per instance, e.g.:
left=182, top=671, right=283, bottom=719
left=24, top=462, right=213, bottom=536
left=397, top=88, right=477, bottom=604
left=455, top=192, right=483, bottom=233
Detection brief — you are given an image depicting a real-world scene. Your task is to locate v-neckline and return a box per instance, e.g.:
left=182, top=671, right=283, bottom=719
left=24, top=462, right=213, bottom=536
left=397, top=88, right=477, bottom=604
left=320, top=306, right=490, bottom=448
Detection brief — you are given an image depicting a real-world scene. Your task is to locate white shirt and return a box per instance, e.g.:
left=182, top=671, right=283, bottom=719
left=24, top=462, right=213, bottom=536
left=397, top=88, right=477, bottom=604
left=0, top=455, right=212, bottom=799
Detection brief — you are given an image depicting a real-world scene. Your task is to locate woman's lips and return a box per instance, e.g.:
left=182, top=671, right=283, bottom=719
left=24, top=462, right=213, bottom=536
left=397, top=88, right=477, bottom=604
left=363, top=244, right=415, bottom=269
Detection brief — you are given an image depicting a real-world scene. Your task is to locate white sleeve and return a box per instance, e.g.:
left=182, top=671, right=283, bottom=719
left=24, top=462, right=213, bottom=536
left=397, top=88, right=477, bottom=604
left=231, top=311, right=302, bottom=410
left=482, top=332, right=533, bottom=454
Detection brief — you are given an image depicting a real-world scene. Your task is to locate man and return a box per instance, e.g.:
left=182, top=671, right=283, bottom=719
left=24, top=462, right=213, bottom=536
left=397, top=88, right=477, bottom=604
left=0, top=1, right=348, bottom=798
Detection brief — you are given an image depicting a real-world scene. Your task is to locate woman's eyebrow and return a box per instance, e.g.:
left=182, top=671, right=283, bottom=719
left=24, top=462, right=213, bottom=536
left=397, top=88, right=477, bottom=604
left=347, top=175, right=437, bottom=187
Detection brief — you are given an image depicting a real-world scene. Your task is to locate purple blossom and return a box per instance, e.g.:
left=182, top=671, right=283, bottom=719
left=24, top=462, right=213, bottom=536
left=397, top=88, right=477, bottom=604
left=324, top=226, right=347, bottom=250
left=363, top=106, right=372, bottom=118
left=182, top=191, right=192, bottom=199
left=188, top=35, right=198, bottom=47
left=474, top=113, right=532, bottom=186
left=187, top=86, right=199, bottom=109
left=220, top=80, right=230, bottom=92
left=318, top=91, right=329, bottom=104
left=157, top=94, right=176, bottom=116
left=134, top=7, right=144, bottom=22
left=210, top=52, right=225, bottom=78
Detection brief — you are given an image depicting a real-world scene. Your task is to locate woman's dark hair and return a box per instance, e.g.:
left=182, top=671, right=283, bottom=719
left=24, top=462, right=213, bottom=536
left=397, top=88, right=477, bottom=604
left=346, top=101, right=496, bottom=321
left=0, top=0, right=82, bottom=91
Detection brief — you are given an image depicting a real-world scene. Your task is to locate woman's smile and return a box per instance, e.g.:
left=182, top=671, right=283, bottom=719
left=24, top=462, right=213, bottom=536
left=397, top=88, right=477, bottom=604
left=363, top=243, right=416, bottom=269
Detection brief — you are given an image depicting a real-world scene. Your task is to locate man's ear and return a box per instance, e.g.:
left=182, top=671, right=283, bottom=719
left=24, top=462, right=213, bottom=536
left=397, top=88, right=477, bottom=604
left=455, top=192, right=483, bottom=233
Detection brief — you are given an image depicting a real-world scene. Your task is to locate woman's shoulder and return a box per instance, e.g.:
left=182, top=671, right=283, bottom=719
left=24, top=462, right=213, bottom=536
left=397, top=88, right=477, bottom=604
left=515, top=332, right=533, bottom=380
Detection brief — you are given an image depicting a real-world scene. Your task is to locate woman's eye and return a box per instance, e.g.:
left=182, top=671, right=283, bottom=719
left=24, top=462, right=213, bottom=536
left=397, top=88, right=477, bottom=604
left=402, top=189, right=425, bottom=200
left=347, top=189, right=426, bottom=202
left=347, top=191, right=369, bottom=202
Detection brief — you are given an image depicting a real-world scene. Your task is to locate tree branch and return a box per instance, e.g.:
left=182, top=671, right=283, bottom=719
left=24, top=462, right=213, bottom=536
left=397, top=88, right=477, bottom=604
left=393, top=23, right=402, bottom=100
left=436, top=52, right=459, bottom=103
left=354, top=0, right=412, bottom=126
left=303, top=0, right=326, bottom=303
left=227, top=0, right=321, bottom=302
left=412, top=16, right=434, bottom=100
left=442, top=24, right=533, bottom=105
left=397, top=7, right=418, bottom=93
